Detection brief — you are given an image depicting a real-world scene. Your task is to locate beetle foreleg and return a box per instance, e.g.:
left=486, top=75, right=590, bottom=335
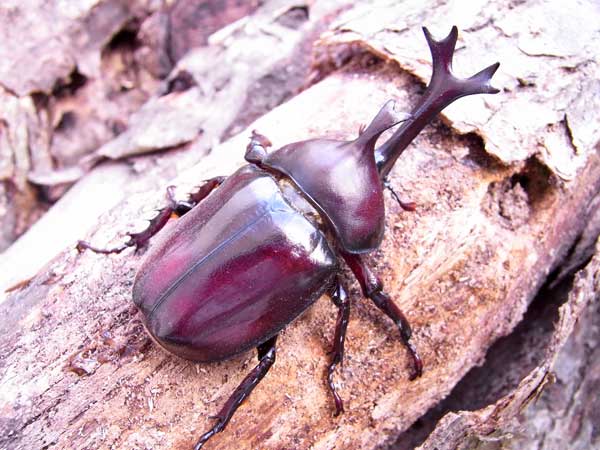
left=165, top=176, right=227, bottom=216
left=342, top=253, right=423, bottom=380
left=194, top=335, right=278, bottom=450
left=76, top=202, right=175, bottom=254
left=184, top=176, right=226, bottom=213
left=77, top=177, right=225, bottom=255
left=327, top=279, right=350, bottom=416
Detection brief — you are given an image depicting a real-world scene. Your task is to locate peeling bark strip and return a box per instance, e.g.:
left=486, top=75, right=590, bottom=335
left=1, top=1, right=600, bottom=450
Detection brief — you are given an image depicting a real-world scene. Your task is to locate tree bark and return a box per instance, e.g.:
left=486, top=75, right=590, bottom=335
left=1, top=1, right=599, bottom=450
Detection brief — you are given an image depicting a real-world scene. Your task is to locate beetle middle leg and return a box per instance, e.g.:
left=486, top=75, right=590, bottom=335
left=76, top=176, right=225, bottom=254
left=327, top=278, right=350, bottom=416
left=194, top=335, right=278, bottom=450
left=342, top=253, right=423, bottom=380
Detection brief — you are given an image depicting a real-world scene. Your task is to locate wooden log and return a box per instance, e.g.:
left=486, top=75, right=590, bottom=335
left=1, top=1, right=599, bottom=449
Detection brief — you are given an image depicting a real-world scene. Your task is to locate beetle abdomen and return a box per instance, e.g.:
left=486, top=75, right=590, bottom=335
left=133, top=166, right=336, bottom=362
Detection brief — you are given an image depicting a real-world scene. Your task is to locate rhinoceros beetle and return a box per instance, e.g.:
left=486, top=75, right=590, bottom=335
left=77, top=27, right=499, bottom=449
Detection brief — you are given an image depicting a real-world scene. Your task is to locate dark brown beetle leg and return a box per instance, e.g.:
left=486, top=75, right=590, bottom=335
left=342, top=253, right=423, bottom=380
left=327, top=278, right=350, bottom=416
left=194, top=335, right=278, bottom=450
left=77, top=177, right=225, bottom=254
left=185, top=176, right=227, bottom=211
left=383, top=179, right=416, bottom=212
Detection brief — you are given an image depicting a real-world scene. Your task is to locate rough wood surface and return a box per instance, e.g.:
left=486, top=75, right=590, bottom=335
left=390, top=239, right=600, bottom=450
left=1, top=1, right=599, bottom=450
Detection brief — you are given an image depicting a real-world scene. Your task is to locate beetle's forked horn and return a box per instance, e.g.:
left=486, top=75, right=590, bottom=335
left=423, top=26, right=500, bottom=97
left=375, top=26, right=500, bottom=178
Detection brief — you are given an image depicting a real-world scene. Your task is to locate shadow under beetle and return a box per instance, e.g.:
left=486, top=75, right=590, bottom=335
left=77, top=26, right=500, bottom=449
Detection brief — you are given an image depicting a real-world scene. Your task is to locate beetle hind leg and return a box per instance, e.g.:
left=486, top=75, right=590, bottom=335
left=76, top=177, right=224, bottom=255
left=327, top=278, right=350, bottom=416
left=342, top=253, right=423, bottom=380
left=194, top=335, right=278, bottom=450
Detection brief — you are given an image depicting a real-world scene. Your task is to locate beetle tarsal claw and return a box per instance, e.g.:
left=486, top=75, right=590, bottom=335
left=194, top=416, right=227, bottom=449
left=75, top=240, right=89, bottom=254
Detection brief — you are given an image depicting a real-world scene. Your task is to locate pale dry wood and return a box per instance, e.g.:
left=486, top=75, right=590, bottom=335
left=388, top=237, right=600, bottom=450
left=1, top=1, right=600, bottom=450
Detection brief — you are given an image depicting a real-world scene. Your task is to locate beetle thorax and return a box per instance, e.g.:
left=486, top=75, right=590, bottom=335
left=262, top=138, right=386, bottom=254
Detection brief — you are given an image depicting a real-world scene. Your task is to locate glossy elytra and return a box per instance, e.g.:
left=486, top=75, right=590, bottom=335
left=77, top=27, right=500, bottom=449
